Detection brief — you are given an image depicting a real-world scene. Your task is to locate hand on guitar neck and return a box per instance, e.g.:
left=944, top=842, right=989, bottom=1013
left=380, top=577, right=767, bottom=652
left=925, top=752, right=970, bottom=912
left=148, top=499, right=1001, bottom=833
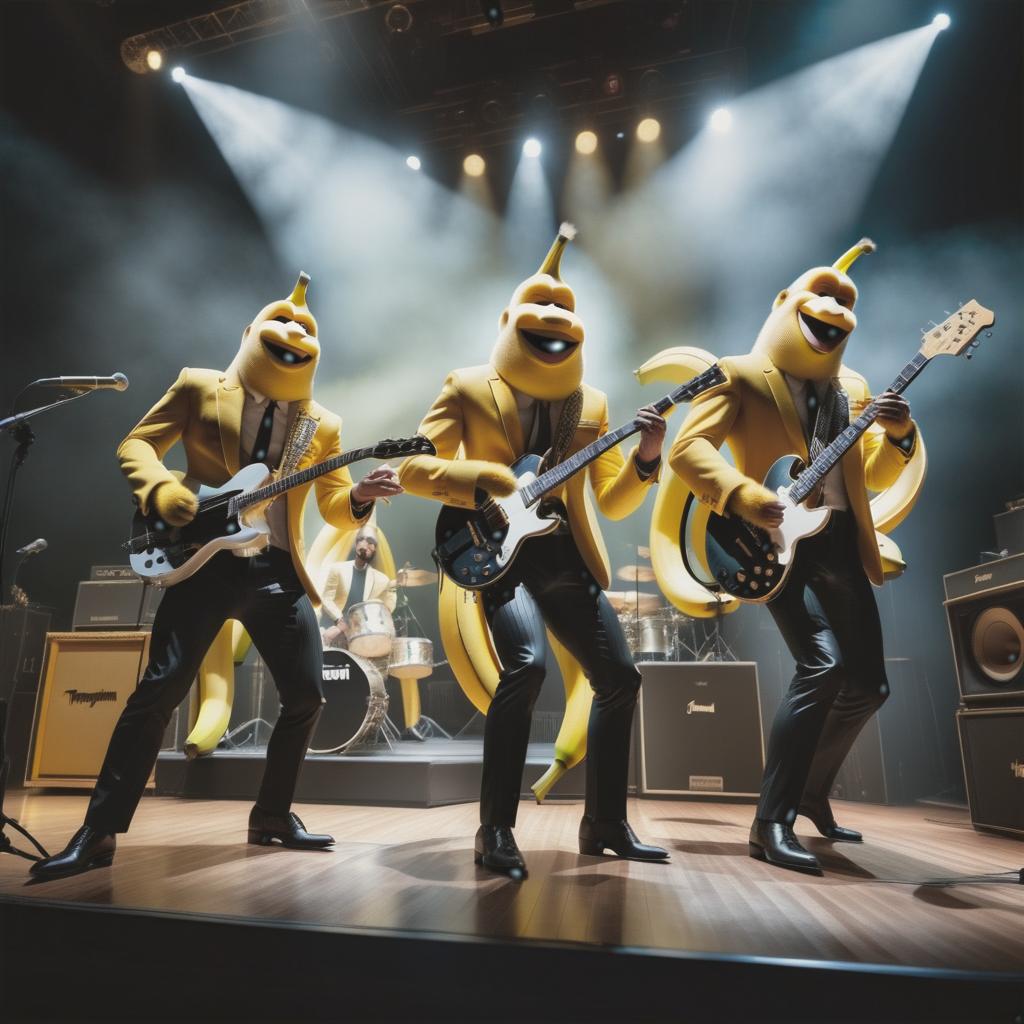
left=351, top=464, right=403, bottom=504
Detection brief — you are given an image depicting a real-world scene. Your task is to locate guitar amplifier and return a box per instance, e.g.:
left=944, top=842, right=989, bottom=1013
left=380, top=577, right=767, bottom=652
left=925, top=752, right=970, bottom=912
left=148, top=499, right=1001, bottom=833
left=957, top=706, right=1024, bottom=839
left=72, top=580, right=145, bottom=631
left=1, top=605, right=52, bottom=698
left=944, top=553, right=1024, bottom=706
left=637, top=661, right=764, bottom=797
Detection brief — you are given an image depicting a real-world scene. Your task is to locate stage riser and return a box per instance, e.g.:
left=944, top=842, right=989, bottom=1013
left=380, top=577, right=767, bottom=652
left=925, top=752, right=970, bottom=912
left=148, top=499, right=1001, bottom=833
left=155, top=751, right=591, bottom=806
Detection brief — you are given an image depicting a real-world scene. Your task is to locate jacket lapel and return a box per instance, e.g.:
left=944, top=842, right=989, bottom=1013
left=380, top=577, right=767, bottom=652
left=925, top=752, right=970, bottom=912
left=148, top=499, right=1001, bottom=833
left=488, top=374, right=524, bottom=459
left=216, top=370, right=245, bottom=476
left=761, top=361, right=809, bottom=461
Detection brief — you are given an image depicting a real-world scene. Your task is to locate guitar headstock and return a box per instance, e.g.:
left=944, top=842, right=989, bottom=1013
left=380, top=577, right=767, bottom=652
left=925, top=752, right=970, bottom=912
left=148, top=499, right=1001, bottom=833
left=669, top=363, right=728, bottom=405
left=371, top=435, right=437, bottom=459
left=919, top=300, right=995, bottom=360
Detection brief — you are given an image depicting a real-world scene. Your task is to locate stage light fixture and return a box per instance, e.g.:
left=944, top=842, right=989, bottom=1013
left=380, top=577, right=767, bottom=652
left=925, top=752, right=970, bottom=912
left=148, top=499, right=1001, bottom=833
left=145, top=49, right=163, bottom=72
left=463, top=153, right=486, bottom=177
left=385, top=4, right=413, bottom=33
left=709, top=107, right=733, bottom=133
left=932, top=12, right=951, bottom=30
left=171, top=66, right=187, bottom=83
left=406, top=155, right=422, bottom=170
left=615, top=131, right=625, bottom=140
left=575, top=130, right=598, bottom=155
left=479, top=2, right=504, bottom=27
left=637, top=118, right=661, bottom=143
left=523, top=137, right=542, bottom=158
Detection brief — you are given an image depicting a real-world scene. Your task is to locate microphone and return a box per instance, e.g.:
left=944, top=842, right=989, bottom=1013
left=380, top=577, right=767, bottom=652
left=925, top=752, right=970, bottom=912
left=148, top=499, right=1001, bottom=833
left=15, top=538, right=47, bottom=557
left=34, top=373, right=129, bottom=392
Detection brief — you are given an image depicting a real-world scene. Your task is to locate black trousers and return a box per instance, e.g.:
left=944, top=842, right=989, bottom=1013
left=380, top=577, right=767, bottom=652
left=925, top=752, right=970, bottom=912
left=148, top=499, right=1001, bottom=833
left=85, top=548, right=324, bottom=833
left=757, top=511, right=889, bottom=823
left=479, top=533, right=640, bottom=827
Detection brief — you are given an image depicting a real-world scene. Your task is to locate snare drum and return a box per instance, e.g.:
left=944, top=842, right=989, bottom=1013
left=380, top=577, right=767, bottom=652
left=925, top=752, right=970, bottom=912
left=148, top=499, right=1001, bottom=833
left=345, top=599, right=395, bottom=658
left=636, top=613, right=674, bottom=662
left=389, top=637, right=433, bottom=679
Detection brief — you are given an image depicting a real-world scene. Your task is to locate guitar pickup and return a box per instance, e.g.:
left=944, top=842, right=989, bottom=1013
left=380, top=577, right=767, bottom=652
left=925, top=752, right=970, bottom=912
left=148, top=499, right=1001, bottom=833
left=467, top=520, right=484, bottom=548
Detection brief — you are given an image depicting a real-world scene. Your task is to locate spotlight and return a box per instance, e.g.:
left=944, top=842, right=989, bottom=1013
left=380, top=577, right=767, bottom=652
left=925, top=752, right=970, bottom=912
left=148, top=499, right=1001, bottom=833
left=932, top=12, right=951, bottom=30
left=615, top=131, right=625, bottom=140
left=385, top=4, right=414, bottom=33
left=479, top=1, right=504, bottom=27
left=406, top=155, right=422, bottom=170
left=522, top=137, right=542, bottom=158
left=145, top=49, right=163, bottom=72
left=575, top=130, right=598, bottom=155
left=463, top=153, right=486, bottom=177
left=708, top=107, right=732, bottom=133
left=636, top=117, right=661, bottom=143
left=602, top=72, right=624, bottom=98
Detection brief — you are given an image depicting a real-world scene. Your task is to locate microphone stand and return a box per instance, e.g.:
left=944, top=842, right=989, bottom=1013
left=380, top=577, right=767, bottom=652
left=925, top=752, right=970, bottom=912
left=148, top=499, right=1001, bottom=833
left=0, top=385, right=102, bottom=862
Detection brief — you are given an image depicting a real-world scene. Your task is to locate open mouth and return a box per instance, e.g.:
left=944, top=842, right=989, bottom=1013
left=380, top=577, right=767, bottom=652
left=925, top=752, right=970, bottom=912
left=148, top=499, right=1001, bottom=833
left=262, top=339, right=313, bottom=366
left=521, top=328, right=579, bottom=364
left=798, top=310, right=848, bottom=353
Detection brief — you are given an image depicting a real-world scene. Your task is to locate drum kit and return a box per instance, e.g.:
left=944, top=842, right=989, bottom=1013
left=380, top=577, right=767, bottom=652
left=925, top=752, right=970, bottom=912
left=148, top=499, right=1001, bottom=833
left=313, top=563, right=446, bottom=754
left=607, top=557, right=697, bottom=663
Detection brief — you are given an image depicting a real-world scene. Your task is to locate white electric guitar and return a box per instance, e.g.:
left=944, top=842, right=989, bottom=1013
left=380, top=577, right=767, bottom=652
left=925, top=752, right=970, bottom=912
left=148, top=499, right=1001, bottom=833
left=125, top=435, right=435, bottom=587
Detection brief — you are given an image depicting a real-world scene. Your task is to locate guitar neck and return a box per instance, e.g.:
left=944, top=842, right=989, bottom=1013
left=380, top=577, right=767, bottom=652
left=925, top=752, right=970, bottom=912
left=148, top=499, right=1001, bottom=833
left=519, top=364, right=726, bottom=506
left=788, top=352, right=929, bottom=504
left=236, top=446, right=374, bottom=509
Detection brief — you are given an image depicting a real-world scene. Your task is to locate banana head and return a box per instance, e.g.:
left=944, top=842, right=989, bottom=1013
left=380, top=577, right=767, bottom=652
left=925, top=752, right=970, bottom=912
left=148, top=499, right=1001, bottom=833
left=229, top=272, right=320, bottom=402
left=491, top=223, right=585, bottom=401
left=752, top=238, right=874, bottom=381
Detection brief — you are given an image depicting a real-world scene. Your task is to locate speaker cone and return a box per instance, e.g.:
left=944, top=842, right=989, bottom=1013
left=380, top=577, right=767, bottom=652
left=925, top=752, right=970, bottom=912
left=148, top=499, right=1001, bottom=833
left=971, top=607, right=1024, bottom=683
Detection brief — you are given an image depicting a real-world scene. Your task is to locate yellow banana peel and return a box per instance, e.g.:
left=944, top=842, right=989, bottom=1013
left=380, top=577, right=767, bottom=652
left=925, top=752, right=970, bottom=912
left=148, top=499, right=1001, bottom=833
left=185, top=619, right=238, bottom=757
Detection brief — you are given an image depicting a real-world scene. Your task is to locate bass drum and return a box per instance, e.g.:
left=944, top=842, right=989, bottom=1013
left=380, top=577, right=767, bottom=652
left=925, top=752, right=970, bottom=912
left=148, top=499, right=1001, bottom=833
left=308, top=649, right=389, bottom=754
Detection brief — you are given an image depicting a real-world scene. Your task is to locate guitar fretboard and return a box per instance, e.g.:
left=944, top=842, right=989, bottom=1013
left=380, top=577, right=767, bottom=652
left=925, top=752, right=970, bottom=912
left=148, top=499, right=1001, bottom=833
left=519, top=364, right=726, bottom=506
left=788, top=352, right=929, bottom=503
left=232, top=445, right=376, bottom=510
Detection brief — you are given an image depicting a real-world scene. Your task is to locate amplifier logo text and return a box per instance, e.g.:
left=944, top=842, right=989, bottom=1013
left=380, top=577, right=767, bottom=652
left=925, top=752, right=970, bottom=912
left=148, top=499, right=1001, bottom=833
left=686, top=700, right=716, bottom=715
left=1012, top=760, right=1024, bottom=780
left=974, top=572, right=993, bottom=584
left=64, top=689, right=117, bottom=708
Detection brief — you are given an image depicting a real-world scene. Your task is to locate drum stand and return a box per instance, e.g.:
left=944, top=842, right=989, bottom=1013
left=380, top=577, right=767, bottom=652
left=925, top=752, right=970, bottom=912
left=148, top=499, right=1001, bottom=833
left=696, top=594, right=738, bottom=662
left=392, top=589, right=451, bottom=741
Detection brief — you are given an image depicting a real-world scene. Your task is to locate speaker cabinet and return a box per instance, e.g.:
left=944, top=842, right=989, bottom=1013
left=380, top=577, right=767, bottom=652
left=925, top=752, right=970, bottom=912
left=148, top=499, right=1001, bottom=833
left=945, top=583, right=1024, bottom=706
left=26, top=631, right=152, bottom=788
left=637, top=661, right=763, bottom=797
left=829, top=657, right=940, bottom=805
left=1, top=606, right=51, bottom=699
left=957, top=706, right=1024, bottom=839
left=72, top=580, right=145, bottom=631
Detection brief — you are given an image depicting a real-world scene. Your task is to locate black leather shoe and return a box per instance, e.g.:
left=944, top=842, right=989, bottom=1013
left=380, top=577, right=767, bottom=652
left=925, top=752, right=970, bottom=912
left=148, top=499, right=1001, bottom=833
left=748, top=819, right=823, bottom=876
left=247, top=808, right=334, bottom=849
left=474, top=825, right=527, bottom=879
left=800, top=803, right=863, bottom=843
left=578, top=817, right=669, bottom=861
left=29, top=826, right=116, bottom=881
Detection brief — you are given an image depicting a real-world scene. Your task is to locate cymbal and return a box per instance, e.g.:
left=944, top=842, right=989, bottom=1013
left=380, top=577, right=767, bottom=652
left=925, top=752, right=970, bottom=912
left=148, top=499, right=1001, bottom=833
left=395, top=567, right=439, bottom=587
left=605, top=591, right=662, bottom=615
left=615, top=565, right=656, bottom=583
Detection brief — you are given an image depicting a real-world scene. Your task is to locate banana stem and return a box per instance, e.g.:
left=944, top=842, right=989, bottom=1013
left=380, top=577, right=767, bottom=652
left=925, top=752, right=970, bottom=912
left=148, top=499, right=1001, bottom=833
left=531, top=758, right=567, bottom=803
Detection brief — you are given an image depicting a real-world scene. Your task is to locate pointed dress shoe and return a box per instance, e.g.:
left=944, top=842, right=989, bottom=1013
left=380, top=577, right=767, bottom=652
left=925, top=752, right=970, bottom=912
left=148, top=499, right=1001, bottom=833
left=800, top=803, right=863, bottom=843
left=474, top=825, right=528, bottom=879
left=748, top=818, right=823, bottom=876
left=29, top=825, right=116, bottom=881
left=578, top=817, right=669, bottom=861
left=247, top=808, right=334, bottom=849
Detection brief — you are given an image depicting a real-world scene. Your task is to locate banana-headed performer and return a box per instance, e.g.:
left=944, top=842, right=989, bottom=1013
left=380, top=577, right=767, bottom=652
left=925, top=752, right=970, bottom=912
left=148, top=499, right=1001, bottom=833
left=400, top=224, right=669, bottom=877
left=669, top=240, right=918, bottom=876
left=32, top=273, right=402, bottom=881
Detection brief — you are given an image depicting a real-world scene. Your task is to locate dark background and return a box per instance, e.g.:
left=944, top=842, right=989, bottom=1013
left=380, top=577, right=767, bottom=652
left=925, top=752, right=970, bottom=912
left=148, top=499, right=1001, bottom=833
left=2, top=0, right=1022, bottom=797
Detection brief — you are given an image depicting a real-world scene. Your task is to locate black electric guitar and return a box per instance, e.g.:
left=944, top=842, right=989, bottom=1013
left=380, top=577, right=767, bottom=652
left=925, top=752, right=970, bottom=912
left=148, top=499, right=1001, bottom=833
left=125, top=435, right=435, bottom=587
left=684, top=300, right=995, bottom=604
left=433, top=363, right=727, bottom=588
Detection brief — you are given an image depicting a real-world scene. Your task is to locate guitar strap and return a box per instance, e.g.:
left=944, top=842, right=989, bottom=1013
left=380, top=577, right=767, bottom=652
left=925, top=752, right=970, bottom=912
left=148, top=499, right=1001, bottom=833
left=807, top=382, right=849, bottom=460
left=541, top=386, right=584, bottom=472
left=278, top=405, right=319, bottom=477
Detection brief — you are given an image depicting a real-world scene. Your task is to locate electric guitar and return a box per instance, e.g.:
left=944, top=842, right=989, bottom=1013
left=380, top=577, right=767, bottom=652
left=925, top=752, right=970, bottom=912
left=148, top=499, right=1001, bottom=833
left=125, top=435, right=435, bottom=587
left=684, top=300, right=995, bottom=604
left=433, top=363, right=728, bottom=589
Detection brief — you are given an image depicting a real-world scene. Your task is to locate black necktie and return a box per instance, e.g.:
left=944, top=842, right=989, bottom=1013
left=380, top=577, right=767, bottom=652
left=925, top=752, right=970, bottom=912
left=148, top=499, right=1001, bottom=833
left=248, top=400, right=278, bottom=466
left=528, top=400, right=552, bottom=456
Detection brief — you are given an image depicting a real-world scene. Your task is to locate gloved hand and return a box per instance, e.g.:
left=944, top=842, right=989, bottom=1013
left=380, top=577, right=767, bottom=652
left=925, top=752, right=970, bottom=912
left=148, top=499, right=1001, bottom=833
left=153, top=480, right=199, bottom=526
left=727, top=480, right=786, bottom=530
left=448, top=459, right=518, bottom=498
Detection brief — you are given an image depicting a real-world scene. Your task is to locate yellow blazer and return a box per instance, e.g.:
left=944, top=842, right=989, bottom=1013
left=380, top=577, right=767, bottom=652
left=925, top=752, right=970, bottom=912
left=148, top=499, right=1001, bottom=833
left=398, top=365, right=657, bottom=589
left=116, top=367, right=369, bottom=602
left=668, top=352, right=916, bottom=586
left=320, top=562, right=396, bottom=623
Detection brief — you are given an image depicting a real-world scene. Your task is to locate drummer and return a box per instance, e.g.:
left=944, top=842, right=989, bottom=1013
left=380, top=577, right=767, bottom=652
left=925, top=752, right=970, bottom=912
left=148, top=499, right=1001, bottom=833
left=321, top=526, right=397, bottom=648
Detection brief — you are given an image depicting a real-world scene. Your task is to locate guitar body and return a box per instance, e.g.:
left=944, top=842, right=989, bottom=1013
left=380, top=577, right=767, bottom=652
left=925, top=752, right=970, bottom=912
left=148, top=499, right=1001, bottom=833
left=127, top=463, right=272, bottom=587
left=697, top=455, right=831, bottom=603
left=434, top=453, right=561, bottom=589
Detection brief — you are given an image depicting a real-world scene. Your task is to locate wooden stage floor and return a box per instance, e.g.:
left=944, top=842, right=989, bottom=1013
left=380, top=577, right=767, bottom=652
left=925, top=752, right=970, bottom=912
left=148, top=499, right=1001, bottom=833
left=2, top=792, right=1022, bottom=977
